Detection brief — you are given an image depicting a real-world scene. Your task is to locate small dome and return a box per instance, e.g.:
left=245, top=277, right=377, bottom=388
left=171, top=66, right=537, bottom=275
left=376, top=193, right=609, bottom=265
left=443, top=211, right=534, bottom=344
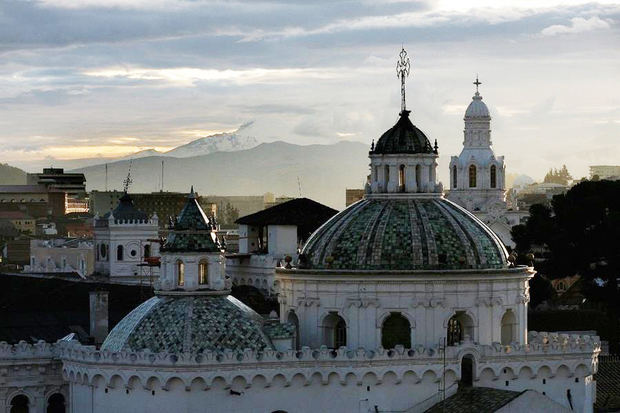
left=102, top=193, right=148, bottom=222
left=465, top=92, right=490, bottom=118
left=372, top=111, right=435, bottom=154
left=101, top=295, right=274, bottom=353
left=300, top=197, right=507, bottom=271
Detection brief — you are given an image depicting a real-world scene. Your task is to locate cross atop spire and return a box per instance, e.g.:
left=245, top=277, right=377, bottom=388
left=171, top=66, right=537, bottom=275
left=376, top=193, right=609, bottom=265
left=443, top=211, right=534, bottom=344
left=396, top=47, right=411, bottom=113
left=473, top=74, right=482, bottom=95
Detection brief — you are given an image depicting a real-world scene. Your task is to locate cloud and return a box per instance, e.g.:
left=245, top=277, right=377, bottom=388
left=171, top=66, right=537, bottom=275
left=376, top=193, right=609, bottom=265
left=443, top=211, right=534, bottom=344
left=541, top=16, right=611, bottom=36
left=82, top=66, right=344, bottom=86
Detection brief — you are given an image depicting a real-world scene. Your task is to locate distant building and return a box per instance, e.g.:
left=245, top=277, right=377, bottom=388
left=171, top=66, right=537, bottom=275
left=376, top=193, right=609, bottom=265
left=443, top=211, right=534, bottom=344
left=227, top=198, right=337, bottom=293
left=447, top=80, right=528, bottom=248
left=345, top=188, right=365, bottom=206
left=90, top=190, right=216, bottom=229
left=0, top=184, right=66, bottom=217
left=27, top=167, right=86, bottom=196
left=25, top=238, right=95, bottom=277
left=515, top=182, right=568, bottom=210
left=93, top=193, right=160, bottom=282
left=264, top=196, right=296, bottom=210
left=204, top=194, right=271, bottom=218
left=590, top=165, right=620, bottom=180
left=0, top=211, right=36, bottom=234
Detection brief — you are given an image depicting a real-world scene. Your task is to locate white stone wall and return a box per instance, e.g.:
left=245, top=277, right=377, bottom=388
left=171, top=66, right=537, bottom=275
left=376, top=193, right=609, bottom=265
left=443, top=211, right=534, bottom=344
left=369, top=154, right=439, bottom=194
left=158, top=251, right=226, bottom=292
left=59, top=331, right=599, bottom=413
left=277, top=268, right=532, bottom=349
left=268, top=225, right=297, bottom=257
left=0, top=341, right=68, bottom=413
left=227, top=255, right=277, bottom=294
left=94, top=219, right=159, bottom=280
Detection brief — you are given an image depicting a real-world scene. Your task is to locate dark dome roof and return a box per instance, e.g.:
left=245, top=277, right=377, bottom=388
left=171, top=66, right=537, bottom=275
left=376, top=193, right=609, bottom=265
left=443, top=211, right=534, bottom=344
left=372, top=111, right=435, bottom=155
left=103, top=193, right=148, bottom=222
left=300, top=197, right=508, bottom=271
left=101, top=295, right=274, bottom=353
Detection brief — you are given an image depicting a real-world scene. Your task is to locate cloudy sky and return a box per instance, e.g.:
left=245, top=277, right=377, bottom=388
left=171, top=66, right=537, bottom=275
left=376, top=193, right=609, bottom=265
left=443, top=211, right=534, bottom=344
left=1, top=0, right=619, bottom=182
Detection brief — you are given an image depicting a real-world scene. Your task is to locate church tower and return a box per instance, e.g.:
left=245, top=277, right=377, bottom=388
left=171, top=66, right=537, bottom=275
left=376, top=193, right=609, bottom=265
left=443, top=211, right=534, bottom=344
left=448, top=77, right=506, bottom=212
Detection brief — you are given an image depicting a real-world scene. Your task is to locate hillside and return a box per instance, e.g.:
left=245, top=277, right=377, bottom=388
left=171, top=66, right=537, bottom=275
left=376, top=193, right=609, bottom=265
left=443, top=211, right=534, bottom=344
left=0, top=163, right=27, bottom=185
left=71, top=141, right=369, bottom=209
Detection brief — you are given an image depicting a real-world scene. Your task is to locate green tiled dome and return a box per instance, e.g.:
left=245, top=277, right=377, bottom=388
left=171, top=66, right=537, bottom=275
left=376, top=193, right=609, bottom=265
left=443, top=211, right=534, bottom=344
left=300, top=197, right=508, bottom=271
left=101, top=295, right=274, bottom=353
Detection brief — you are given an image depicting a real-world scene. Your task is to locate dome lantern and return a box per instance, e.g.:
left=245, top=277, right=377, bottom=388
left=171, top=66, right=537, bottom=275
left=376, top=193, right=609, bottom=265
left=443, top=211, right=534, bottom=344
left=368, top=47, right=441, bottom=195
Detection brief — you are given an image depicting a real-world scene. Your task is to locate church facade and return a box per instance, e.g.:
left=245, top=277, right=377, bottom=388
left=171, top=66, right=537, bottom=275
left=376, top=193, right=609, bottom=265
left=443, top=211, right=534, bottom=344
left=0, top=52, right=598, bottom=413
left=447, top=79, right=528, bottom=248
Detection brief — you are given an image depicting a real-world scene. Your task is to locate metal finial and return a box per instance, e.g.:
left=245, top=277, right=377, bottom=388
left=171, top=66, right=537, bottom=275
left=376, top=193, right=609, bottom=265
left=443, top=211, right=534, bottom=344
left=122, top=159, right=133, bottom=193
left=371, top=139, right=375, bottom=151
left=396, top=47, right=411, bottom=113
left=473, top=74, right=482, bottom=94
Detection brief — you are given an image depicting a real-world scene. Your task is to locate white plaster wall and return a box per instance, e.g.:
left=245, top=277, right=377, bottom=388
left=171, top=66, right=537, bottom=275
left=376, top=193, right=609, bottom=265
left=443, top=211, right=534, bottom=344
left=277, top=270, right=531, bottom=349
left=159, top=252, right=225, bottom=292
left=268, top=225, right=297, bottom=257
left=70, top=371, right=455, bottom=413
left=226, top=255, right=277, bottom=294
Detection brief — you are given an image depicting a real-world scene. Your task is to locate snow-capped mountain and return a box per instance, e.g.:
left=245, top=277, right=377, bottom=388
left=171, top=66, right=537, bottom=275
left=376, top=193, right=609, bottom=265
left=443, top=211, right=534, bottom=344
left=164, top=121, right=259, bottom=158
left=120, top=149, right=162, bottom=160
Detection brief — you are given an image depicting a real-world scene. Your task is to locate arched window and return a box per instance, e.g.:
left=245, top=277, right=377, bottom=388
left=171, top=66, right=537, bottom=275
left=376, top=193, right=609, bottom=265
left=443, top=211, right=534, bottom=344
left=490, top=165, right=497, bottom=188
left=117, top=245, right=124, bottom=261
left=47, top=393, right=66, bottom=413
left=398, top=165, right=406, bottom=192
left=176, top=260, right=185, bottom=286
left=381, top=313, right=411, bottom=349
left=287, top=311, right=300, bottom=350
left=468, top=165, right=477, bottom=188
left=447, top=312, right=474, bottom=346
left=461, top=355, right=474, bottom=386
left=144, top=244, right=151, bottom=259
left=323, top=313, right=346, bottom=349
left=383, top=165, right=390, bottom=192
left=10, top=394, right=29, bottom=413
left=452, top=165, right=457, bottom=189
left=415, top=164, right=422, bottom=191
left=501, top=310, right=517, bottom=345
left=198, top=260, right=208, bottom=285
left=100, top=244, right=107, bottom=259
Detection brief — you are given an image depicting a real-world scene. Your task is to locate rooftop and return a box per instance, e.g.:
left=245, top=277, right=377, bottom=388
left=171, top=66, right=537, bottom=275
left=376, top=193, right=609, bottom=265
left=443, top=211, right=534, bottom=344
left=236, top=197, right=338, bottom=241
left=371, top=110, right=435, bottom=155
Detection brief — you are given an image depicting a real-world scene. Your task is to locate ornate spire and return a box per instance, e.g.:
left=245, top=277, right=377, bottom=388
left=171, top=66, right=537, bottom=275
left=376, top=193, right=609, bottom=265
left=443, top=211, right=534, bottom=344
left=473, top=74, right=482, bottom=96
left=122, top=159, right=133, bottom=193
left=396, top=47, right=411, bottom=113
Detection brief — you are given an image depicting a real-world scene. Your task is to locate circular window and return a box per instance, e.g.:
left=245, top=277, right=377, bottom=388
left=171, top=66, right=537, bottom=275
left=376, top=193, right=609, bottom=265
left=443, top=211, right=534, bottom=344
left=130, top=250, right=137, bottom=257
left=100, top=244, right=107, bottom=258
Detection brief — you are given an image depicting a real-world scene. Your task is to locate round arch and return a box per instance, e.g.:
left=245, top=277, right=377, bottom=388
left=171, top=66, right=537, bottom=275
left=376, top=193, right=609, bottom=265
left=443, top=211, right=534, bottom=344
left=381, top=312, right=412, bottom=349
left=321, top=312, right=347, bottom=349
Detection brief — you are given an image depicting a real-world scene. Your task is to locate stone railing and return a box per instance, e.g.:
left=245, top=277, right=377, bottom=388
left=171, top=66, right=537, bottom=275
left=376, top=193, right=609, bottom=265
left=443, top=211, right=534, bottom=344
left=1, top=331, right=599, bottom=368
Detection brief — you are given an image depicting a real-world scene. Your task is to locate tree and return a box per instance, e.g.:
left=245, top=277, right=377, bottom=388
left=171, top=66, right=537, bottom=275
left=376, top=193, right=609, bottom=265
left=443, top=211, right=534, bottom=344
left=512, top=180, right=620, bottom=279
left=543, top=165, right=572, bottom=186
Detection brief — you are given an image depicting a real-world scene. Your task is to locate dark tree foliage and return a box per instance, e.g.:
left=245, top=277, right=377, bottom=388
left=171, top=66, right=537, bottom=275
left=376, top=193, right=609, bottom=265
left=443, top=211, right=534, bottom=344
left=512, top=180, right=620, bottom=280
left=528, top=274, right=557, bottom=309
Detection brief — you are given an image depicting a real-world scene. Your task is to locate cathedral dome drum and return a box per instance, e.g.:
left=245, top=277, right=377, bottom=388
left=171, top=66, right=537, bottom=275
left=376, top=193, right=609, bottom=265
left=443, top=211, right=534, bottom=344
left=299, top=197, right=508, bottom=271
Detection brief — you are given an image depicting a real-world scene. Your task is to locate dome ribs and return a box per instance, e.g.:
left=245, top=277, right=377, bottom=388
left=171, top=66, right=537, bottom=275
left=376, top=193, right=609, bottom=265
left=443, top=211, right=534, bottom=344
left=434, top=199, right=480, bottom=268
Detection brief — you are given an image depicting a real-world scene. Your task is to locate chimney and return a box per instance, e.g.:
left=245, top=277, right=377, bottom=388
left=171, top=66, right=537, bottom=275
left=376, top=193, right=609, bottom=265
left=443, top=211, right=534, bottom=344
left=89, top=291, right=109, bottom=346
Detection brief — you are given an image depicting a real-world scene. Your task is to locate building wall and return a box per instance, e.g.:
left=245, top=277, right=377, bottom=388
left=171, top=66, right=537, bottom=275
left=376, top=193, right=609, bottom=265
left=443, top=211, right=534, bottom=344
left=267, top=225, right=297, bottom=257
left=277, top=269, right=532, bottom=350
left=27, top=240, right=95, bottom=277
left=94, top=220, right=160, bottom=280
left=0, top=341, right=68, bottom=413
left=61, top=332, right=599, bottom=413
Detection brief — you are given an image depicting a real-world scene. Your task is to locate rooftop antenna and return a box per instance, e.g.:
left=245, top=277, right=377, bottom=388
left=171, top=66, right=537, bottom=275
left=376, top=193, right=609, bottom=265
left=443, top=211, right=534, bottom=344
left=105, top=164, right=108, bottom=191
left=396, top=47, right=411, bottom=113
left=473, top=74, right=482, bottom=95
left=297, top=176, right=303, bottom=198
left=123, top=159, right=133, bottom=193
left=161, top=160, right=164, bottom=192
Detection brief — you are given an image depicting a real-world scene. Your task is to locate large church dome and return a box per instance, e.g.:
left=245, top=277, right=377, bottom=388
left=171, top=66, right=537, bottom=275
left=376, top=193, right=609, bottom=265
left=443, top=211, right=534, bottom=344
left=299, top=197, right=508, bottom=271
